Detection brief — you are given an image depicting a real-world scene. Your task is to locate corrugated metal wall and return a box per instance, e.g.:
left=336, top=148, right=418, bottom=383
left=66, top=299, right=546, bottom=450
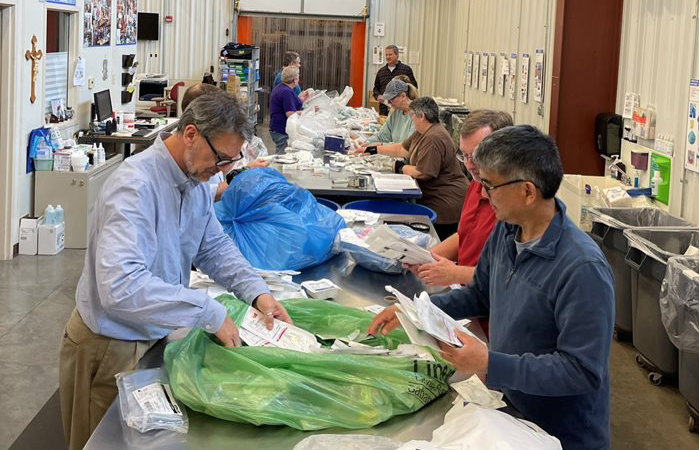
left=366, top=0, right=467, bottom=102
left=137, top=0, right=233, bottom=80
left=366, top=0, right=556, bottom=129
left=616, top=0, right=699, bottom=222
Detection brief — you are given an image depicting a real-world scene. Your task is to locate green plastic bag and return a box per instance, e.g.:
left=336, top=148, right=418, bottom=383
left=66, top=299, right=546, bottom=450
left=164, top=295, right=455, bottom=430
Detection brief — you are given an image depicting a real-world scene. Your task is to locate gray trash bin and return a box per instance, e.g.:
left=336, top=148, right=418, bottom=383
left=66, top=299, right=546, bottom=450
left=659, top=255, right=699, bottom=430
left=590, top=207, right=694, bottom=341
left=623, top=228, right=699, bottom=386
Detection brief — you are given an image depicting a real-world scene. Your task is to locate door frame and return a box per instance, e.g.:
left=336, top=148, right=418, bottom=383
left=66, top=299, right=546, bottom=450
left=0, top=3, right=18, bottom=260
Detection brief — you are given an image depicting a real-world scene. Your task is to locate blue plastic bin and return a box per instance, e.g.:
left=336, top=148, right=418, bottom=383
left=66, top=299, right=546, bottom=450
left=315, top=197, right=341, bottom=211
left=342, top=200, right=437, bottom=223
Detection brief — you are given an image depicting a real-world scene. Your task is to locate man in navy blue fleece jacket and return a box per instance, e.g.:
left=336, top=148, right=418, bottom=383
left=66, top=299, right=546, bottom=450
left=369, top=125, right=614, bottom=449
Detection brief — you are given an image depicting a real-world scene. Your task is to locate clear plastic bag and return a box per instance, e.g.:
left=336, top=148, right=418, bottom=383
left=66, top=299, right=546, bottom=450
left=589, top=207, right=694, bottom=230
left=660, top=256, right=699, bottom=352
left=623, top=228, right=699, bottom=264
left=339, top=224, right=436, bottom=274
left=115, top=367, right=189, bottom=434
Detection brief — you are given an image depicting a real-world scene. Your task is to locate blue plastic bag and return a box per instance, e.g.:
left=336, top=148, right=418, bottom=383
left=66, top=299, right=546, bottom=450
left=215, top=168, right=345, bottom=270
left=26, top=127, right=52, bottom=173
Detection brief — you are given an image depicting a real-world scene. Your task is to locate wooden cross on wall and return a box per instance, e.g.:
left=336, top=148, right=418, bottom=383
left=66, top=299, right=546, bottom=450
left=24, top=35, right=43, bottom=104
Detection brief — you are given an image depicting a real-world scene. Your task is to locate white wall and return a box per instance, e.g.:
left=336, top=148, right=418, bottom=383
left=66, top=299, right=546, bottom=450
left=136, top=0, right=234, bottom=80
left=615, top=0, right=699, bottom=223
left=6, top=0, right=137, bottom=255
left=366, top=0, right=557, bottom=129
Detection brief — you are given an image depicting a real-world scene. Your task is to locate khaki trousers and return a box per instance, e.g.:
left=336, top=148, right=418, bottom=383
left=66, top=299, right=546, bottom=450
left=59, top=309, right=155, bottom=450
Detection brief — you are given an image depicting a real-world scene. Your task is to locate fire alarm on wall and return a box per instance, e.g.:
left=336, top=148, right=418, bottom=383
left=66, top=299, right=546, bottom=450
left=165, top=15, right=173, bottom=23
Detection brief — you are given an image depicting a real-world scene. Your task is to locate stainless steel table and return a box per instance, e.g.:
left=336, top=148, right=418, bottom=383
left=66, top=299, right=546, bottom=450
left=273, top=161, right=422, bottom=200
left=86, top=214, right=483, bottom=450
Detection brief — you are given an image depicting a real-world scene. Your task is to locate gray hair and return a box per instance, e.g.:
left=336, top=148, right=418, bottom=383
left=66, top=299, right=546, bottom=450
left=409, top=96, right=440, bottom=124
left=283, top=51, right=300, bottom=66
left=473, top=125, right=563, bottom=199
left=177, top=93, right=252, bottom=141
left=385, top=45, right=399, bottom=56
left=281, top=66, right=299, bottom=84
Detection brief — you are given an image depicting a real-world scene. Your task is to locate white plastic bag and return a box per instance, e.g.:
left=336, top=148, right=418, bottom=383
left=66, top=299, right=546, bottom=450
left=431, top=402, right=562, bottom=449
left=293, top=434, right=402, bottom=450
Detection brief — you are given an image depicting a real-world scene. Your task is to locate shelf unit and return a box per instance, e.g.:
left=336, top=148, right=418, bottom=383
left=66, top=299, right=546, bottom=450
left=219, top=46, right=260, bottom=125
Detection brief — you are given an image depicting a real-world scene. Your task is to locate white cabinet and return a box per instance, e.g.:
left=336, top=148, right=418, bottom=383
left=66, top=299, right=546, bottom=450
left=34, top=155, right=122, bottom=249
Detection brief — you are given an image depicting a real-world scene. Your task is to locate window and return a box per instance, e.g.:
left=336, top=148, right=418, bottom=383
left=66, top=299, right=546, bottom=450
left=45, top=10, right=71, bottom=118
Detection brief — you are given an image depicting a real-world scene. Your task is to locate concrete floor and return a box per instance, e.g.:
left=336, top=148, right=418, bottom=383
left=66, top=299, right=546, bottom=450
left=0, top=253, right=697, bottom=449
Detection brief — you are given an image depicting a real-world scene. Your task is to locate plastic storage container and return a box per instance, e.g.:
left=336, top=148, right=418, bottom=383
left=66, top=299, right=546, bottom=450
left=343, top=200, right=438, bottom=224
left=623, top=228, right=699, bottom=385
left=33, top=158, right=54, bottom=171
left=589, top=207, right=695, bottom=341
left=659, top=256, right=699, bottom=429
left=315, top=197, right=341, bottom=211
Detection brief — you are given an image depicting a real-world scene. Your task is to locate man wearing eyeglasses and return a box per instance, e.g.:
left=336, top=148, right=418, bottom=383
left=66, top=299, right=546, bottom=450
left=59, top=93, right=292, bottom=450
left=369, top=125, right=614, bottom=450
left=406, top=110, right=512, bottom=287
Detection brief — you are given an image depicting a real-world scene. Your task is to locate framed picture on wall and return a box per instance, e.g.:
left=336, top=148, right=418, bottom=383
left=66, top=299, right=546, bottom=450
left=116, top=0, right=137, bottom=45
left=83, top=0, right=112, bottom=47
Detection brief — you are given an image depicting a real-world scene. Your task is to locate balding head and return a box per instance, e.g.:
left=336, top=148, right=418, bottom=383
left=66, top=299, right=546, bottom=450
left=181, top=83, right=222, bottom=112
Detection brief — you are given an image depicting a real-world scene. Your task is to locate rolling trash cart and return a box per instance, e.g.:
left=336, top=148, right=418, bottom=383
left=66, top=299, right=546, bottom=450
left=659, top=255, right=699, bottom=432
left=589, top=207, right=694, bottom=342
left=623, top=228, right=699, bottom=387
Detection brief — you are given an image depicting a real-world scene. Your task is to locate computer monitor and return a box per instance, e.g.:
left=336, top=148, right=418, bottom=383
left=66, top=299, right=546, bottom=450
left=94, top=89, right=113, bottom=122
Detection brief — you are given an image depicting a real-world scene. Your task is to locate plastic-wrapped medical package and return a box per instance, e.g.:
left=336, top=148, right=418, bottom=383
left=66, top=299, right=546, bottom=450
left=115, top=367, right=189, bottom=434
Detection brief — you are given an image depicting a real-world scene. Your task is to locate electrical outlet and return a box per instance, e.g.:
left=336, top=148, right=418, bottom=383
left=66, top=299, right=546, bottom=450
left=87, top=77, right=94, bottom=89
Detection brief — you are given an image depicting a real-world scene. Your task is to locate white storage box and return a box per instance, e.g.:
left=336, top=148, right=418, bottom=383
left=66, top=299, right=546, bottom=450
left=19, top=216, right=42, bottom=255
left=38, top=222, right=65, bottom=255
left=557, top=175, right=623, bottom=230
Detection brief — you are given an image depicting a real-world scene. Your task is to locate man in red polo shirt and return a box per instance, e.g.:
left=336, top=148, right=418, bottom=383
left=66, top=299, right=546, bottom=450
left=409, top=110, right=513, bottom=286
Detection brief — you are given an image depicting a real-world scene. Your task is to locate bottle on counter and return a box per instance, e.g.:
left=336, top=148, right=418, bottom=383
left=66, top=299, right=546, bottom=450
left=580, top=184, right=593, bottom=232
left=55, top=205, right=64, bottom=224
left=44, top=204, right=55, bottom=225
left=650, top=170, right=662, bottom=197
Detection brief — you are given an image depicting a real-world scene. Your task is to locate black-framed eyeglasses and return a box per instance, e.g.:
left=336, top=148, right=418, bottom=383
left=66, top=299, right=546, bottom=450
left=482, top=179, right=536, bottom=197
left=203, top=134, right=243, bottom=167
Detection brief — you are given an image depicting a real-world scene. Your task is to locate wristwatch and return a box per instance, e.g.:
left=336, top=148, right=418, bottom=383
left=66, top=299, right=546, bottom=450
left=394, top=160, right=407, bottom=174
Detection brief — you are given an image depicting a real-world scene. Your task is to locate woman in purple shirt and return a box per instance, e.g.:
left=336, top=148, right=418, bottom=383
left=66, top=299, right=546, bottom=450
left=269, top=66, right=304, bottom=154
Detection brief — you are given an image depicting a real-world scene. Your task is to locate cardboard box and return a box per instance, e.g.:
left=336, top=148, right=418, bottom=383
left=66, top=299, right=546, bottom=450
left=19, top=216, right=41, bottom=255
left=227, top=74, right=241, bottom=95
left=368, top=89, right=380, bottom=114
left=38, top=222, right=65, bottom=255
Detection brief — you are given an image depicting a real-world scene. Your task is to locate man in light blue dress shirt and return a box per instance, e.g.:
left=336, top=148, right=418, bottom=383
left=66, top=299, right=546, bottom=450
left=59, top=93, right=291, bottom=450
